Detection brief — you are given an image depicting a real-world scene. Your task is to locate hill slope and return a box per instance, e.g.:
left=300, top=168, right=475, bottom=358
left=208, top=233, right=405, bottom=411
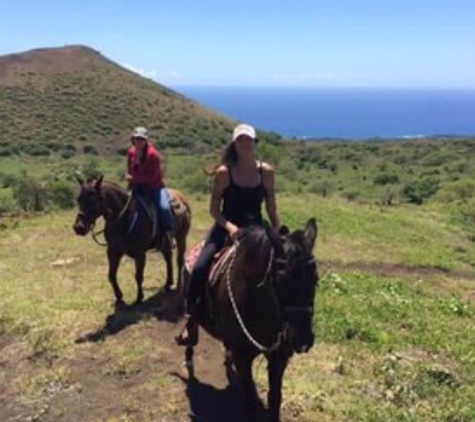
left=0, top=45, right=236, bottom=155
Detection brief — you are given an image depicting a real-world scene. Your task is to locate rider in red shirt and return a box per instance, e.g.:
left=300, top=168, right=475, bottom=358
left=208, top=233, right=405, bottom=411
left=126, top=126, right=173, bottom=246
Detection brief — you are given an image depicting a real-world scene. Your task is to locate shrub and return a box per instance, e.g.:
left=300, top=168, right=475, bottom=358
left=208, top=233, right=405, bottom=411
left=83, top=145, right=98, bottom=155
left=48, top=181, right=75, bottom=209
left=402, top=178, right=439, bottom=205
left=437, top=180, right=475, bottom=203
left=12, top=177, right=48, bottom=212
left=0, top=191, right=18, bottom=215
left=0, top=172, right=20, bottom=188
left=308, top=179, right=333, bottom=197
left=82, top=158, right=103, bottom=180
left=374, top=173, right=400, bottom=185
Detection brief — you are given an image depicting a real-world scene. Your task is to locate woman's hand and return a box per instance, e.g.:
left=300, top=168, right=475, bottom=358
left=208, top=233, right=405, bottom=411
left=125, top=173, right=133, bottom=182
left=227, top=223, right=241, bottom=241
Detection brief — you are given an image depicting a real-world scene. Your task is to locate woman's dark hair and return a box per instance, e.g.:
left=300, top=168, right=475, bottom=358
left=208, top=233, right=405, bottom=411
left=205, top=142, right=239, bottom=176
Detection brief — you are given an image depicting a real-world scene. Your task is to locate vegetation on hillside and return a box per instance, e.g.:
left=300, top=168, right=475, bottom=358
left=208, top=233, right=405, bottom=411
left=0, top=45, right=246, bottom=155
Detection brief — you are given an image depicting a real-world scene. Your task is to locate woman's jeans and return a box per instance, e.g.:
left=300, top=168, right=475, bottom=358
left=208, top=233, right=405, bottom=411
left=132, top=185, right=173, bottom=232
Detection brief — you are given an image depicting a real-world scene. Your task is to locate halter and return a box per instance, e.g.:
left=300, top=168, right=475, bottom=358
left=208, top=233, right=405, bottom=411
left=277, top=256, right=317, bottom=316
left=81, top=190, right=133, bottom=247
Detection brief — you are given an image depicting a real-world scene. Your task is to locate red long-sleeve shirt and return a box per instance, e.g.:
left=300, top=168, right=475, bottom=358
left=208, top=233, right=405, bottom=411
left=127, top=143, right=165, bottom=188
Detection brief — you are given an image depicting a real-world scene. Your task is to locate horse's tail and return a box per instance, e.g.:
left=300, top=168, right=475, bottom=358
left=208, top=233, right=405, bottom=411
left=169, top=188, right=191, bottom=216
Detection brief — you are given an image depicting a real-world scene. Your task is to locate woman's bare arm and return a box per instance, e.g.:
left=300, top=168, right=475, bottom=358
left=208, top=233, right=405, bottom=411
left=262, top=163, right=281, bottom=229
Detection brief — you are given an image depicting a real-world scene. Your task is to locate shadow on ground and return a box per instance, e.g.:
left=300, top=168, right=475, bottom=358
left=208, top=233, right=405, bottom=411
left=75, top=286, right=184, bottom=344
left=172, top=371, right=268, bottom=422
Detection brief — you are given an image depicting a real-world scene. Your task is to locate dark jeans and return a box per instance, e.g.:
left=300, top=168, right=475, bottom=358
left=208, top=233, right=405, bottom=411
left=186, top=224, right=228, bottom=313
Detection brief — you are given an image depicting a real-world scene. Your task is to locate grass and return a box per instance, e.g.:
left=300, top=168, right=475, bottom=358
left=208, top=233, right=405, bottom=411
left=1, top=193, right=474, bottom=421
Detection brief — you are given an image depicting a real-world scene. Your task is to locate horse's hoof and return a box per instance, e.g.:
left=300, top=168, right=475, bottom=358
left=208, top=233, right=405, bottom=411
left=181, top=359, right=193, bottom=368
left=114, top=300, right=126, bottom=309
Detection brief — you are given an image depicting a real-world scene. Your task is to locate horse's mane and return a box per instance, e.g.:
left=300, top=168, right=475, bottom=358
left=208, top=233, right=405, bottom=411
left=87, top=179, right=129, bottom=198
left=237, top=225, right=273, bottom=269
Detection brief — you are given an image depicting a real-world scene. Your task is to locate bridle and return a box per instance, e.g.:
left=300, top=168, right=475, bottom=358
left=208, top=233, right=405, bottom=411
left=77, top=185, right=133, bottom=247
left=274, top=255, right=317, bottom=317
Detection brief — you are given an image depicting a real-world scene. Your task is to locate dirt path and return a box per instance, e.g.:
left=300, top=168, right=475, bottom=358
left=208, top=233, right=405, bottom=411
left=321, top=259, right=475, bottom=281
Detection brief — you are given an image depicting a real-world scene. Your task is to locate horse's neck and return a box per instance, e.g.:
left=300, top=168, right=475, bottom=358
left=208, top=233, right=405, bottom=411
left=235, top=232, right=273, bottom=286
left=103, top=185, right=131, bottom=219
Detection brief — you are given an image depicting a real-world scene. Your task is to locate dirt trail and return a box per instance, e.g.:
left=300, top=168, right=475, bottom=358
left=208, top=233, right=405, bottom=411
left=321, top=259, right=475, bottom=281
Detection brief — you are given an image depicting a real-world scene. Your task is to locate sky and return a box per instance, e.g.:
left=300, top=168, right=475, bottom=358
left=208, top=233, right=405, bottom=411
left=1, top=0, right=474, bottom=89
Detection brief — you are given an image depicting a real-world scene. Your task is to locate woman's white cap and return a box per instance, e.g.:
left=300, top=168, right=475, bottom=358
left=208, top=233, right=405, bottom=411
left=232, top=123, right=256, bottom=141
left=131, top=126, right=148, bottom=139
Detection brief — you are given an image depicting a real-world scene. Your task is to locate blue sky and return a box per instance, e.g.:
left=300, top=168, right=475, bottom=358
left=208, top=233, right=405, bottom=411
left=1, top=0, right=474, bottom=88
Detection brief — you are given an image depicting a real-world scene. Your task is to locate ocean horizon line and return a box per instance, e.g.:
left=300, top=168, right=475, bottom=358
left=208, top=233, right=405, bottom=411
left=174, top=86, right=475, bottom=139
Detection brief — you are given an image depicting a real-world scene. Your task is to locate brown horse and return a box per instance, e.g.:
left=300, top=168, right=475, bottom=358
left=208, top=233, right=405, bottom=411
left=73, top=175, right=191, bottom=305
left=180, top=218, right=319, bottom=422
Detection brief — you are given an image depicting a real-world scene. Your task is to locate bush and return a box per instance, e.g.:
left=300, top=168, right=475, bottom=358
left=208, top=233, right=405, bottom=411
left=0, top=172, right=20, bottom=188
left=0, top=191, right=18, bottom=215
left=48, top=181, right=75, bottom=209
left=436, top=180, right=475, bottom=203
left=181, top=169, right=211, bottom=194
left=83, top=145, right=98, bottom=155
left=12, top=177, right=48, bottom=212
left=308, top=179, right=333, bottom=197
left=82, top=158, right=103, bottom=180
left=402, top=178, right=439, bottom=205
left=374, top=173, right=400, bottom=185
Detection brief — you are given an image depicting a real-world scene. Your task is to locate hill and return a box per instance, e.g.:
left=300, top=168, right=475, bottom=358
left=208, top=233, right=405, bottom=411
left=0, top=45, right=239, bottom=156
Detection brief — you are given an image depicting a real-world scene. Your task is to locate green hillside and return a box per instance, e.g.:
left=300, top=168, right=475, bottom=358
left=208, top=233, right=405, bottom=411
left=0, top=45, right=241, bottom=156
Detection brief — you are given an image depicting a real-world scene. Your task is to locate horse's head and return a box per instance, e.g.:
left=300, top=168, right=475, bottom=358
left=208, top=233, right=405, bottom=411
left=73, top=174, right=105, bottom=236
left=270, top=218, right=319, bottom=354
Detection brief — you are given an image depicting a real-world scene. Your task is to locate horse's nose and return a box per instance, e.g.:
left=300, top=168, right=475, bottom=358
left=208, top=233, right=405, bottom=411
left=294, top=332, right=314, bottom=354
left=295, top=339, right=314, bottom=354
left=73, top=223, right=87, bottom=236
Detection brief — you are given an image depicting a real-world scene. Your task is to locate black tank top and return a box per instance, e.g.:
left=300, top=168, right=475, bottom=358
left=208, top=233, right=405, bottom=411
left=221, top=162, right=266, bottom=227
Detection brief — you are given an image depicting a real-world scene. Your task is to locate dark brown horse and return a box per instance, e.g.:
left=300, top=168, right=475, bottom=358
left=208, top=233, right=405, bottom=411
left=180, top=218, right=319, bottom=422
left=73, top=175, right=191, bottom=305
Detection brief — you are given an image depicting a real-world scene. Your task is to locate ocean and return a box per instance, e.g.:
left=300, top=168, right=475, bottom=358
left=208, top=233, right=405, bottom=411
left=174, top=87, right=475, bottom=140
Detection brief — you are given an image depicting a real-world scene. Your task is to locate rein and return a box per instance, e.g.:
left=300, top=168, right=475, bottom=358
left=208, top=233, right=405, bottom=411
left=226, top=236, right=284, bottom=353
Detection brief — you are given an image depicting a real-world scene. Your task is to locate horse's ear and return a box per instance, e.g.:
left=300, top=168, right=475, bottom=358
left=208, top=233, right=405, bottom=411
left=279, top=225, right=290, bottom=236
left=75, top=171, right=84, bottom=186
left=94, top=174, right=104, bottom=189
left=304, top=218, right=318, bottom=252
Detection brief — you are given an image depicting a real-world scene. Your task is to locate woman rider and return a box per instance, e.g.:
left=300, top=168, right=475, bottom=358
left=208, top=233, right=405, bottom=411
left=176, top=123, right=281, bottom=345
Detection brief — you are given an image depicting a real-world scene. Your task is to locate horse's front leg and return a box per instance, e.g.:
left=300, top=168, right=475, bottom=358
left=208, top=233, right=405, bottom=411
left=267, top=350, right=292, bottom=422
left=107, top=248, right=124, bottom=306
left=161, top=242, right=173, bottom=291
left=232, top=352, right=263, bottom=421
left=134, top=252, right=146, bottom=304
left=175, top=233, right=186, bottom=291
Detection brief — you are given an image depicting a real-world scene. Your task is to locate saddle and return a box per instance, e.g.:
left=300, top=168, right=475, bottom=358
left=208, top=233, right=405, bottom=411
left=185, top=241, right=236, bottom=287
left=131, top=192, right=180, bottom=247
left=133, top=195, right=160, bottom=241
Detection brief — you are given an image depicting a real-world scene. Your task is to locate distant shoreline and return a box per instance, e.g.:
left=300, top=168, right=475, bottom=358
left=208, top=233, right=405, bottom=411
left=174, top=86, right=475, bottom=140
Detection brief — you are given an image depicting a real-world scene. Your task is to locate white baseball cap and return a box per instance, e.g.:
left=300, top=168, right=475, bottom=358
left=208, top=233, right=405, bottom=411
left=232, top=123, right=256, bottom=141
left=131, top=126, right=148, bottom=139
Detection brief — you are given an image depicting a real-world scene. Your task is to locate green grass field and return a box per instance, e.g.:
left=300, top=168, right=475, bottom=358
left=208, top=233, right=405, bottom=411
left=1, top=193, right=474, bottom=421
